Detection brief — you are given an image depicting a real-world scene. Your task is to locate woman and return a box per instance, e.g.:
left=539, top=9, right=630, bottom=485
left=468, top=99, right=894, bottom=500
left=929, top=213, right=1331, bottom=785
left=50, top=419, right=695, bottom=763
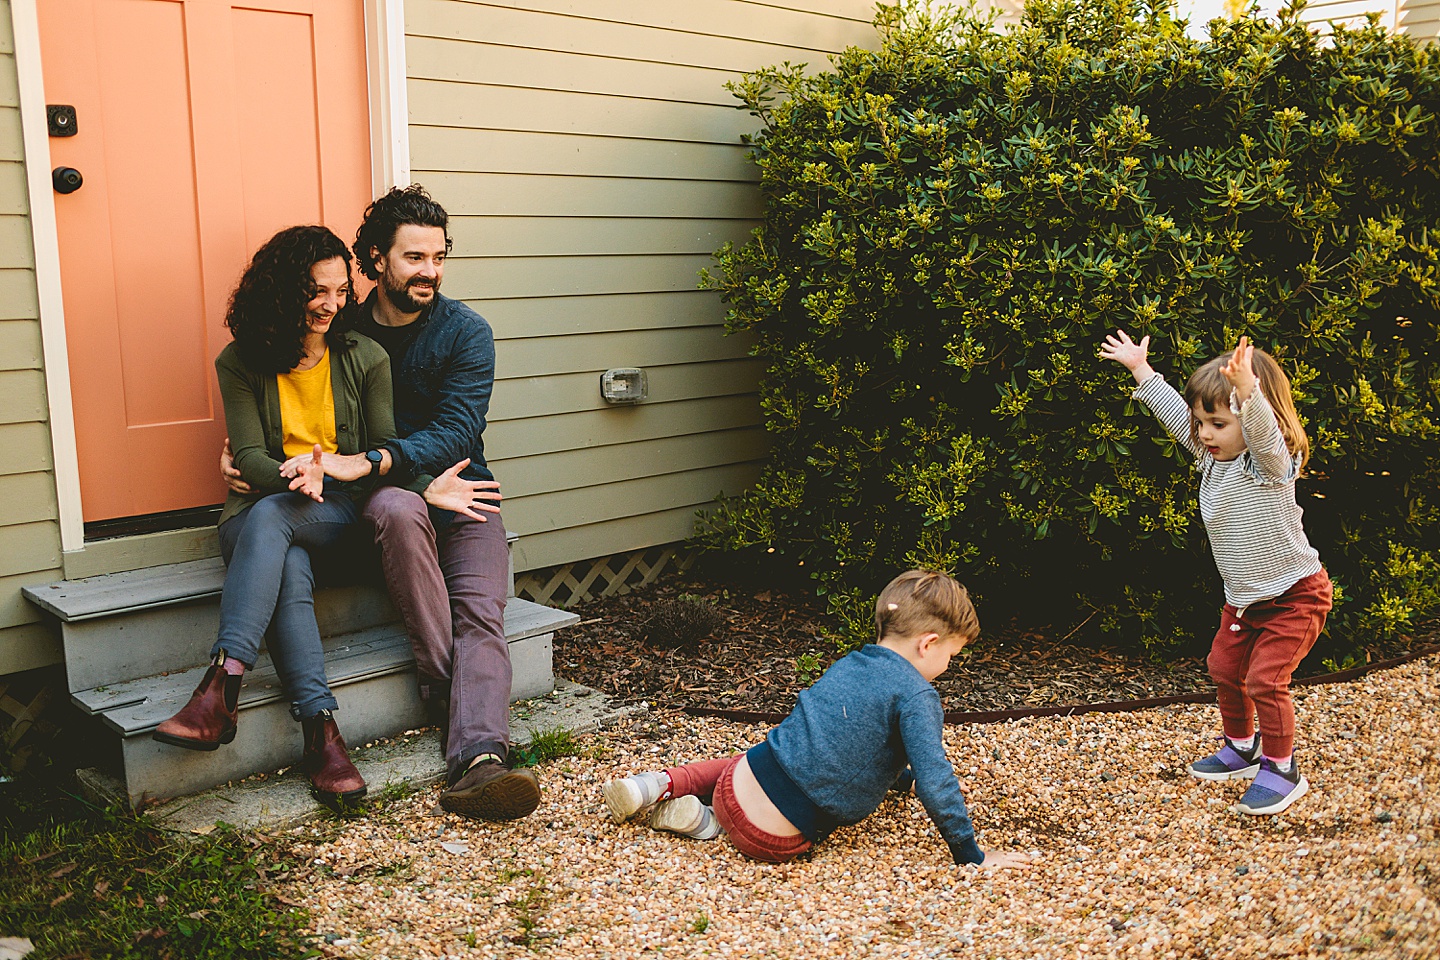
left=154, top=225, right=393, bottom=806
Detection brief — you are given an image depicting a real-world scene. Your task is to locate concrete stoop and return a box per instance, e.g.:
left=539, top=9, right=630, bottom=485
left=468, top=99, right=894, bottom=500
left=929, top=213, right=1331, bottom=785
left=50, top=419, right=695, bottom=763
left=76, top=680, right=641, bottom=836
left=24, top=544, right=580, bottom=808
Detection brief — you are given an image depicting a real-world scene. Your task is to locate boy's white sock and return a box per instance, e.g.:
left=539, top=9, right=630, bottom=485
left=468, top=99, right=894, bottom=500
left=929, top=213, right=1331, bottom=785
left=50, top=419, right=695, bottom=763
left=1229, top=734, right=1256, bottom=752
left=634, top=770, right=671, bottom=803
left=1266, top=755, right=1294, bottom=773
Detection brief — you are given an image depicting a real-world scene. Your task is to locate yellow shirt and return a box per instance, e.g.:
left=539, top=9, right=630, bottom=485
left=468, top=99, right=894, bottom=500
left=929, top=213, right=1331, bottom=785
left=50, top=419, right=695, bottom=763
left=276, top=350, right=338, bottom=459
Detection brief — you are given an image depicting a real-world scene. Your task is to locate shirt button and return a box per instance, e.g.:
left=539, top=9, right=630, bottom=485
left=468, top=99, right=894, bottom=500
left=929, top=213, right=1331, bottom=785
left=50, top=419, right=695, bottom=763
left=1230, top=623, right=1242, bottom=632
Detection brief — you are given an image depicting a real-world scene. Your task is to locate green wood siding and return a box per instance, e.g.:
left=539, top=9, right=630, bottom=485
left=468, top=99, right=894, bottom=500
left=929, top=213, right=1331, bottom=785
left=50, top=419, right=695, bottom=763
left=0, top=0, right=64, bottom=672
left=406, top=0, right=879, bottom=570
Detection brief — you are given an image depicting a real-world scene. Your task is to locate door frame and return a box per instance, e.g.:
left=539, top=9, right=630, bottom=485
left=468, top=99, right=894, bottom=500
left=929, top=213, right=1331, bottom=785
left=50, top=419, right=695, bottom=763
left=12, top=0, right=410, bottom=552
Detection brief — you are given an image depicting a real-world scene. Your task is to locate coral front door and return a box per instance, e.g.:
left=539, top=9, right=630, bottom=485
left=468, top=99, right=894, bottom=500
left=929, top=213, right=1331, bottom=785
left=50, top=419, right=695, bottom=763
left=41, top=0, right=372, bottom=523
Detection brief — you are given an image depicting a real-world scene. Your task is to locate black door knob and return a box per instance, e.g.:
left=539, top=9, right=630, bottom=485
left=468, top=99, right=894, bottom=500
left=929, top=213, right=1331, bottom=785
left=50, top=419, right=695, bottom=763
left=52, top=167, right=83, bottom=194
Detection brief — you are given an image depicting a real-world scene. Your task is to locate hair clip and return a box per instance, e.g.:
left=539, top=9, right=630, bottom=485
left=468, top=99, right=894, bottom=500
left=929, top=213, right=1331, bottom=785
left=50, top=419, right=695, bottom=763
left=886, top=603, right=898, bottom=611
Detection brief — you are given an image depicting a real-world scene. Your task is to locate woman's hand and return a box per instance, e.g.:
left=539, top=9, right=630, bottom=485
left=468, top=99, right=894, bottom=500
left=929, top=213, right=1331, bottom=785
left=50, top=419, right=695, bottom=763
left=1100, top=330, right=1156, bottom=384
left=288, top=444, right=326, bottom=502
left=422, top=459, right=502, bottom=522
left=279, top=450, right=370, bottom=482
left=1221, top=334, right=1257, bottom=403
left=977, top=851, right=1036, bottom=871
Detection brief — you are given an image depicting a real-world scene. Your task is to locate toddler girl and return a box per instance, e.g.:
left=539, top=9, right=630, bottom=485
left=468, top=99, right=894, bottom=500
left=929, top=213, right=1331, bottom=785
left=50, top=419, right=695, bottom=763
left=602, top=570, right=1030, bottom=869
left=1101, top=330, right=1332, bottom=815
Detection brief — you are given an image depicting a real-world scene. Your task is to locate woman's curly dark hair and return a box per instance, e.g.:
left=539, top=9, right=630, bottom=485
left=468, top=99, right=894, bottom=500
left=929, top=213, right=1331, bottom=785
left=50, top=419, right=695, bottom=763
left=225, top=225, right=354, bottom=374
left=352, top=184, right=452, bottom=281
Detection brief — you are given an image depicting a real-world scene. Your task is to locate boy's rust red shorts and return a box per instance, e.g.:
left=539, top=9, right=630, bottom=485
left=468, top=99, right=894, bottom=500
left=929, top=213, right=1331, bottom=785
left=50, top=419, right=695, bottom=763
left=665, top=755, right=812, bottom=863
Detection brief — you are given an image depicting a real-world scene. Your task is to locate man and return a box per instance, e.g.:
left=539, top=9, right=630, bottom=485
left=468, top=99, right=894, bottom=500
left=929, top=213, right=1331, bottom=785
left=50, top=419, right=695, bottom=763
left=224, top=185, right=540, bottom=820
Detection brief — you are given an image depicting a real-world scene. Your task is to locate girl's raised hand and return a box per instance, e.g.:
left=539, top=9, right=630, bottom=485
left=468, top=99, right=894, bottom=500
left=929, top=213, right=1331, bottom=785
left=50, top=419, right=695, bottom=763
left=1221, top=335, right=1257, bottom=402
left=1100, top=330, right=1156, bottom=384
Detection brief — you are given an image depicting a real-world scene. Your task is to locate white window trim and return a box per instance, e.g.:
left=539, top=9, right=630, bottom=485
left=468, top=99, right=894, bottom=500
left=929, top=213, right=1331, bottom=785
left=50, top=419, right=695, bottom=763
left=13, top=0, right=409, bottom=552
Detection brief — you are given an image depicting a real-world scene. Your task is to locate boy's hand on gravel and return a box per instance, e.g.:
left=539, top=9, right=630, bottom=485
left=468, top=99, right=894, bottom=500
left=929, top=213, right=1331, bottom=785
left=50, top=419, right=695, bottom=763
left=977, top=851, right=1035, bottom=871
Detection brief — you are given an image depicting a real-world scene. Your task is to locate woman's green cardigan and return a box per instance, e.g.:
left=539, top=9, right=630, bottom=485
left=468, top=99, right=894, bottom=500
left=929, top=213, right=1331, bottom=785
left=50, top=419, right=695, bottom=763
left=215, top=332, right=395, bottom=527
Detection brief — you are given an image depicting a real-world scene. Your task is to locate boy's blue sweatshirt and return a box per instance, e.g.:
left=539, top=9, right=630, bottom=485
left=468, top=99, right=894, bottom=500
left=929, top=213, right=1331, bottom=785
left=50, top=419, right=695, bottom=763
left=747, top=644, right=984, bottom=865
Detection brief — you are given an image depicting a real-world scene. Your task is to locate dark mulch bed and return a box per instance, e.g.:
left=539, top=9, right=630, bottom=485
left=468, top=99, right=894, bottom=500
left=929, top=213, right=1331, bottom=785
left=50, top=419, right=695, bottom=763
left=553, top=573, right=1437, bottom=717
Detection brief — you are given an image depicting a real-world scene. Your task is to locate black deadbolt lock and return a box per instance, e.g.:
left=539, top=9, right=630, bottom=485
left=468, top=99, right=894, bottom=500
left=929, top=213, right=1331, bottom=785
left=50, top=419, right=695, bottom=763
left=47, top=105, right=78, bottom=137
left=52, top=167, right=83, bottom=194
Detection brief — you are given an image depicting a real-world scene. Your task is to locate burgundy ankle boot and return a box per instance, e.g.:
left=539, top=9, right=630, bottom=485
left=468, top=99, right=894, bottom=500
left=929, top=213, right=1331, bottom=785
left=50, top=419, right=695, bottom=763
left=153, top=654, right=241, bottom=750
left=301, top=711, right=367, bottom=806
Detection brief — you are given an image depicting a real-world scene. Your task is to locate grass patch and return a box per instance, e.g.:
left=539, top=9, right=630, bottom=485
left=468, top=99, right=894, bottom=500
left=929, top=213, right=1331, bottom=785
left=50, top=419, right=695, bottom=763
left=0, top=780, right=317, bottom=959
left=511, top=726, right=584, bottom=768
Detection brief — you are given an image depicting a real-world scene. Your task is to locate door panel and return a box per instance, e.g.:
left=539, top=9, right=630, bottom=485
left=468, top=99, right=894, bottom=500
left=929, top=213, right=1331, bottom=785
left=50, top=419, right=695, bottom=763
left=41, top=0, right=371, bottom=522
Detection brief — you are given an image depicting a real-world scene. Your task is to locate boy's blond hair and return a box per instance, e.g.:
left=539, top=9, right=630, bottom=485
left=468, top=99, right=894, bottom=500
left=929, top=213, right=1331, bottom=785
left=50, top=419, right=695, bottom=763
left=875, top=569, right=979, bottom=643
left=1183, top=345, right=1310, bottom=469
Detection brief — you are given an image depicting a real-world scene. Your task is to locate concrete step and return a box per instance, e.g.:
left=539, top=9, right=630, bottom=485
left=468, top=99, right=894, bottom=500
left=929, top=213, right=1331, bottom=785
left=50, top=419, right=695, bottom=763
left=75, top=681, right=641, bottom=835
left=24, top=537, right=517, bottom=694
left=96, top=597, right=577, bottom=807
left=23, top=559, right=400, bottom=692
left=22, top=544, right=579, bottom=810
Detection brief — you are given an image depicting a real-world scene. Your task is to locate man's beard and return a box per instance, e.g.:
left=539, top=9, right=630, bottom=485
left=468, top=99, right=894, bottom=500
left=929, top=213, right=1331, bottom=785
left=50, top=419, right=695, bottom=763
left=382, top=275, right=438, bottom=313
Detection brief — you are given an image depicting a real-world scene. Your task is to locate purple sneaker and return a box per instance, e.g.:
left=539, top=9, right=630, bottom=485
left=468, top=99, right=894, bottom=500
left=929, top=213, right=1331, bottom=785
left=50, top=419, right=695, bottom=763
left=1189, top=735, right=1262, bottom=781
left=1235, top=757, right=1309, bottom=816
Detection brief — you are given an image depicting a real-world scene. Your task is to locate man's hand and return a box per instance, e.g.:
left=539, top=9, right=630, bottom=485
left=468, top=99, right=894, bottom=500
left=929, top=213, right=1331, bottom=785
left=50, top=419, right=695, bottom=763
left=977, top=851, right=1036, bottom=871
left=279, top=450, right=373, bottom=482
left=288, top=444, right=326, bottom=502
left=1220, top=334, right=1257, bottom=403
left=220, top=439, right=253, bottom=494
left=423, top=459, right=502, bottom=522
left=1099, top=329, right=1156, bottom=385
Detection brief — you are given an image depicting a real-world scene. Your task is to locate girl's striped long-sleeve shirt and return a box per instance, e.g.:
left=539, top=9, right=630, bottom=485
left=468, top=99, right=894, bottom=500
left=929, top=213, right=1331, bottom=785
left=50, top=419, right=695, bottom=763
left=1133, top=373, right=1321, bottom=615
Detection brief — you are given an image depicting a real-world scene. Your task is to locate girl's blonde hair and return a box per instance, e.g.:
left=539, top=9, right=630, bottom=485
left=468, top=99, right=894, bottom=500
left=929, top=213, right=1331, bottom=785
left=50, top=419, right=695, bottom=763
left=875, top=569, right=979, bottom=642
left=1183, top=344, right=1309, bottom=468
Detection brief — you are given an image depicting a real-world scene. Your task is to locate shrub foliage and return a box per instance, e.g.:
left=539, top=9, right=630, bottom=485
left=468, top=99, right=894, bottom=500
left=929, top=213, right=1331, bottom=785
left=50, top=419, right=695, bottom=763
left=698, top=0, right=1440, bottom=657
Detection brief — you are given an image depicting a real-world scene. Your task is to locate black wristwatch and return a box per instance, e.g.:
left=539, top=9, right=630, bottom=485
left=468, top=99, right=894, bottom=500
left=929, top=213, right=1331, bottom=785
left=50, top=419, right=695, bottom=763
left=364, top=449, right=384, bottom=476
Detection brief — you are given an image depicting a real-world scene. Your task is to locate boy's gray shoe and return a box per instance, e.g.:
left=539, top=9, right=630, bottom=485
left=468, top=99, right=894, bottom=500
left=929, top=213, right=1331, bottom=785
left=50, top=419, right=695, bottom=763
left=603, top=777, right=648, bottom=823
left=651, top=795, right=707, bottom=835
left=1190, top=735, right=1262, bottom=781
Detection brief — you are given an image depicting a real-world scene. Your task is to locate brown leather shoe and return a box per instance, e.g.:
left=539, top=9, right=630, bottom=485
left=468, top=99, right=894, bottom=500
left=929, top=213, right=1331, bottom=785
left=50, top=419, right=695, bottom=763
left=153, top=657, right=241, bottom=751
left=301, top=711, right=367, bottom=806
left=440, top=760, right=540, bottom=821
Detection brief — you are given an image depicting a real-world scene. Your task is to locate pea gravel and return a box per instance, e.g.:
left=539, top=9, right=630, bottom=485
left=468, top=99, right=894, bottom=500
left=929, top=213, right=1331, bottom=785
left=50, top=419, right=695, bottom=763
left=281, top=654, right=1439, bottom=959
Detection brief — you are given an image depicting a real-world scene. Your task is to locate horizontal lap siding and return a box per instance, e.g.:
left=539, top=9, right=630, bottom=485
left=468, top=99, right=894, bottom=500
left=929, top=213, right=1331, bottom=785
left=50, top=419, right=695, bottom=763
left=1298, top=1, right=1438, bottom=49
left=0, top=0, right=64, bottom=673
left=1399, top=0, right=1440, bottom=39
left=1297, top=0, right=1394, bottom=29
left=407, top=0, right=878, bottom=570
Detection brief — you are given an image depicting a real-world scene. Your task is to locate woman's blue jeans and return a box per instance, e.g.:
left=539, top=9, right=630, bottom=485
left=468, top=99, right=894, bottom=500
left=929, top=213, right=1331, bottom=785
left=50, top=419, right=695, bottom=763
left=214, top=491, right=358, bottom=719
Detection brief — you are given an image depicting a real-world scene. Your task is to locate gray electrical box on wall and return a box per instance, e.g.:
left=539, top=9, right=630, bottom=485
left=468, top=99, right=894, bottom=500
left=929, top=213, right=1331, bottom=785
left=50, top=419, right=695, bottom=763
left=600, top=368, right=648, bottom=404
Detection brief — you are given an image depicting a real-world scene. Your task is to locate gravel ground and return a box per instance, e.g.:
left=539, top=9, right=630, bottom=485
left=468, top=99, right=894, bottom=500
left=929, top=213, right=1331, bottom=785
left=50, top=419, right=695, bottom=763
left=281, top=654, right=1439, bottom=959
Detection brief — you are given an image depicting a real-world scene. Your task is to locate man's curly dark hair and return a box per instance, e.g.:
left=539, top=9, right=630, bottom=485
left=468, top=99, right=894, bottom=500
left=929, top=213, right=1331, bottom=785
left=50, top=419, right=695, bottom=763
left=225, top=225, right=355, bottom=375
left=352, top=184, right=452, bottom=281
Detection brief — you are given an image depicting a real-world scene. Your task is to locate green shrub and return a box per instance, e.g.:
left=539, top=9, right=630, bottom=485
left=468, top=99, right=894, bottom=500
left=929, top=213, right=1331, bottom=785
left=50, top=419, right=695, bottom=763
left=698, top=0, right=1440, bottom=658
